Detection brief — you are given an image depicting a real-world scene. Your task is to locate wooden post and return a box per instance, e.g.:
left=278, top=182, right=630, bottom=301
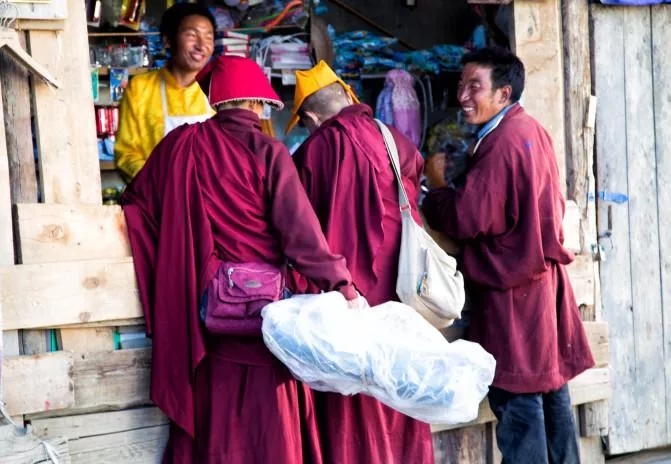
left=1, top=31, right=49, bottom=356
left=511, top=0, right=567, bottom=195
left=562, top=0, right=595, bottom=255
left=25, top=0, right=114, bottom=353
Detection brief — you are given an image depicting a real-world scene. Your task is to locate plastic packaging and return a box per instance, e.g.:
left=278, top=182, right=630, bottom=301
left=261, top=292, right=496, bottom=425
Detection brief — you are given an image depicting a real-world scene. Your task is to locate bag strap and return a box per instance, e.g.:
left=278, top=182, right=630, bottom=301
left=374, top=119, right=412, bottom=214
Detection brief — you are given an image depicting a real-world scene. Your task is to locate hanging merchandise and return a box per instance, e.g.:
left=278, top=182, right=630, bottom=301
left=375, top=70, right=421, bottom=147
left=119, top=0, right=146, bottom=30
left=239, top=0, right=308, bottom=31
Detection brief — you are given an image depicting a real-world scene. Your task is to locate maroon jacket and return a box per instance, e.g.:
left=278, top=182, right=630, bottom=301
left=423, top=104, right=594, bottom=393
left=121, top=109, right=356, bottom=436
left=292, top=104, right=424, bottom=305
left=292, top=104, right=435, bottom=464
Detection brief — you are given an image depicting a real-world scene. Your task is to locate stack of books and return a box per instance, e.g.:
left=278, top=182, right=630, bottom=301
left=270, top=42, right=312, bottom=70
left=215, top=30, right=250, bottom=58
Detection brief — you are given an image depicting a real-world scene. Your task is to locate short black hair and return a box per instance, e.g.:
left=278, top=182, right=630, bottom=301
left=160, top=3, right=216, bottom=46
left=461, top=47, right=525, bottom=102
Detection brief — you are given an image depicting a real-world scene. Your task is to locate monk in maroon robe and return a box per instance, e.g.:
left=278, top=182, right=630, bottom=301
left=285, top=61, right=435, bottom=464
left=422, top=48, right=594, bottom=464
left=121, top=56, right=359, bottom=463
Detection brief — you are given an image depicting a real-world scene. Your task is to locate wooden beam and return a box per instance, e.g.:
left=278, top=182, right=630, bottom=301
left=579, top=400, right=609, bottom=437
left=11, top=0, right=68, bottom=20
left=566, top=254, right=596, bottom=309
left=432, top=424, right=488, bottom=464
left=512, top=0, right=567, bottom=194
left=0, top=425, right=69, bottom=464
left=651, top=4, right=671, bottom=447
left=1, top=351, right=75, bottom=416
left=71, top=348, right=151, bottom=411
left=15, top=203, right=131, bottom=264
left=23, top=349, right=152, bottom=420
left=31, top=407, right=168, bottom=441
left=592, top=5, right=638, bottom=454
left=14, top=19, right=66, bottom=31
left=67, top=424, right=169, bottom=463
left=28, top=0, right=101, bottom=204
left=1, top=258, right=142, bottom=331
left=1, top=32, right=38, bottom=208
left=563, top=200, right=582, bottom=254
left=562, top=0, right=594, bottom=255
left=583, top=321, right=608, bottom=368
left=59, top=328, right=116, bottom=353
left=620, top=5, right=667, bottom=452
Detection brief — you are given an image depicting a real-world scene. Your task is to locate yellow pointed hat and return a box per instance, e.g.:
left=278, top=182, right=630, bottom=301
left=286, top=60, right=360, bottom=134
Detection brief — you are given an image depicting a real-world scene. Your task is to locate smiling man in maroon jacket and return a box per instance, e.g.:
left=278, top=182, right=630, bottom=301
left=423, top=47, right=594, bottom=464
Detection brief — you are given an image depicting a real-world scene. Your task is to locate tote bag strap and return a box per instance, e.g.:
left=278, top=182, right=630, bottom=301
left=374, top=119, right=411, bottom=214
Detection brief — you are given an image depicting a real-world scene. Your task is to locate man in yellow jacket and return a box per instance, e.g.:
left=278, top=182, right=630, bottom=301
left=115, top=3, right=216, bottom=180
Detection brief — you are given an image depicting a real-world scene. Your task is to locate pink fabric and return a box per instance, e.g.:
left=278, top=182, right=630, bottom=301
left=422, top=104, right=595, bottom=393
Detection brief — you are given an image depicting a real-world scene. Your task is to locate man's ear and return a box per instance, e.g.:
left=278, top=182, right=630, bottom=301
left=162, top=35, right=171, bottom=51
left=499, top=85, right=512, bottom=104
left=304, top=110, right=321, bottom=127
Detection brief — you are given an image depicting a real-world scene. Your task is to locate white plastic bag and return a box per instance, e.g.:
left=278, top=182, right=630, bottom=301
left=261, top=292, right=495, bottom=425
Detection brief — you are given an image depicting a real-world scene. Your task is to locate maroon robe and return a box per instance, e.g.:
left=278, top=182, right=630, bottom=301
left=422, top=104, right=594, bottom=394
left=121, top=109, right=357, bottom=463
left=291, top=104, right=435, bottom=464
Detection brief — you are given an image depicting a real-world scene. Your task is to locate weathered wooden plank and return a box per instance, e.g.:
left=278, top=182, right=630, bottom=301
left=512, top=0, right=567, bottom=194
left=651, top=4, right=671, bottom=446
left=1, top=32, right=38, bottom=207
left=583, top=321, right=608, bottom=368
left=563, top=200, right=582, bottom=254
left=622, top=6, right=666, bottom=452
left=0, top=62, right=15, bottom=268
left=14, top=19, right=66, bottom=31
left=566, top=254, right=596, bottom=309
left=19, top=329, right=51, bottom=355
left=579, top=400, right=609, bottom=438
left=591, top=5, right=639, bottom=455
left=59, top=328, right=116, bottom=353
left=16, top=204, right=131, bottom=264
left=11, top=0, right=68, bottom=20
left=432, top=424, right=487, bottom=464
left=28, top=0, right=100, bottom=204
left=72, top=348, right=151, bottom=410
left=579, top=437, right=605, bottom=464
left=1, top=258, right=142, bottom=331
left=2, top=351, right=75, bottom=416
left=0, top=71, right=18, bottom=395
left=3, top=330, right=20, bottom=355
left=31, top=407, right=168, bottom=441
left=22, top=348, right=152, bottom=419
left=0, top=424, right=70, bottom=464
left=68, top=424, right=168, bottom=464
left=562, top=0, right=593, bottom=255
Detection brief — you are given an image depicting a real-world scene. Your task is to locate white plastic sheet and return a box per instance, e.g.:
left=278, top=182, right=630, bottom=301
left=261, top=292, right=496, bottom=425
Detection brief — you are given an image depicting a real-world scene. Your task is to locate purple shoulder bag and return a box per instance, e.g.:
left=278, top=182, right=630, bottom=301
left=203, top=262, right=284, bottom=336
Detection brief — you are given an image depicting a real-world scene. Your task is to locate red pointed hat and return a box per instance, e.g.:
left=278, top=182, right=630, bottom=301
left=196, top=56, right=284, bottom=110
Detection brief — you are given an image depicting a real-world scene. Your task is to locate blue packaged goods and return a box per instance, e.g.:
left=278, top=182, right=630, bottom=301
left=261, top=292, right=496, bottom=425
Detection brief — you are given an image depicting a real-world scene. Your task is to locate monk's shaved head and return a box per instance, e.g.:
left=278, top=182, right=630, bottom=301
left=300, top=83, right=351, bottom=120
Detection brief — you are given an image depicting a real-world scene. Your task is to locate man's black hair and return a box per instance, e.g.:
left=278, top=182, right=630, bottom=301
left=461, top=47, right=525, bottom=102
left=160, top=3, right=216, bottom=47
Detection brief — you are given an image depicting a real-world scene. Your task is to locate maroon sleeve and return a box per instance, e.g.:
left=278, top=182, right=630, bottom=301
left=267, top=144, right=357, bottom=300
left=422, top=149, right=510, bottom=240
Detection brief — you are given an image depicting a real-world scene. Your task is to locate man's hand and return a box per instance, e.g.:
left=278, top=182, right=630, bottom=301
left=424, top=153, right=448, bottom=189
